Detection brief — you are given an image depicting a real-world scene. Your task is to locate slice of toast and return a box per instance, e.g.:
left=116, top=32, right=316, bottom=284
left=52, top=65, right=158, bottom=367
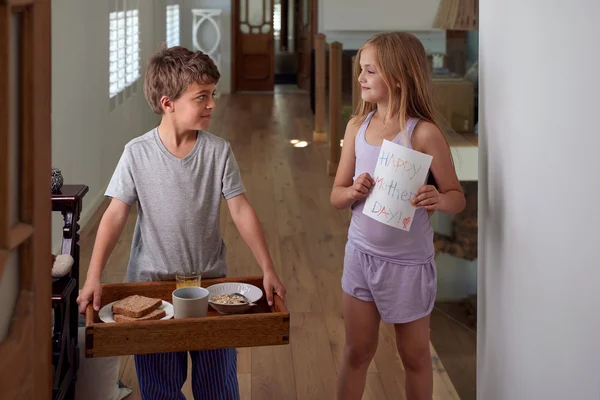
left=111, top=295, right=162, bottom=318
left=114, top=308, right=166, bottom=322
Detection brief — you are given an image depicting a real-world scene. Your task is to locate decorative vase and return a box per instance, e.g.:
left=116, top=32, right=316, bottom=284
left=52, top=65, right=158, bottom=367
left=51, top=167, right=64, bottom=193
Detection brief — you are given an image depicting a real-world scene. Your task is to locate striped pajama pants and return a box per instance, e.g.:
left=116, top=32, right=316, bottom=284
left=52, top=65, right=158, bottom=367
left=134, top=348, right=239, bottom=400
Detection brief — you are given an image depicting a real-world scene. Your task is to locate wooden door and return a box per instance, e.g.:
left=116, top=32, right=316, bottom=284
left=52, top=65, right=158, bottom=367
left=0, top=0, right=53, bottom=399
left=233, top=0, right=275, bottom=91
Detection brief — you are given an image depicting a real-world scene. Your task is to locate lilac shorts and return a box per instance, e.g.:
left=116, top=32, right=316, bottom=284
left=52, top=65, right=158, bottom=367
left=341, top=241, right=437, bottom=324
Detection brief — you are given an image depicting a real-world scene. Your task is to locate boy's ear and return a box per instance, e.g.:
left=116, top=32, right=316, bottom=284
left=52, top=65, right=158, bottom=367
left=160, top=96, right=174, bottom=113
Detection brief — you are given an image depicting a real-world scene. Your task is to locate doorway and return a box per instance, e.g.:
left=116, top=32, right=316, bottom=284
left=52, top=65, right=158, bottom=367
left=232, top=0, right=316, bottom=92
left=274, top=0, right=297, bottom=85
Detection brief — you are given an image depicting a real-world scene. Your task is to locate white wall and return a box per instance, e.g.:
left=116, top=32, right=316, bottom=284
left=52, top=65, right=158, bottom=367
left=324, top=30, right=446, bottom=53
left=185, top=0, right=232, bottom=93
left=478, top=0, right=600, bottom=398
left=318, top=0, right=445, bottom=51
left=51, top=0, right=166, bottom=252
left=322, top=0, right=439, bottom=32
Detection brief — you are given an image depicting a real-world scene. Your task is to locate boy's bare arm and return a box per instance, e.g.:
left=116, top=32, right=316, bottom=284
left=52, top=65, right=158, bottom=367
left=77, top=198, right=131, bottom=313
left=226, top=194, right=286, bottom=305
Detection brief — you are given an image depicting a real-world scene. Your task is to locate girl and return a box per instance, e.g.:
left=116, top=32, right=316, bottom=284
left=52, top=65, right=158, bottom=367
left=330, top=32, right=466, bottom=400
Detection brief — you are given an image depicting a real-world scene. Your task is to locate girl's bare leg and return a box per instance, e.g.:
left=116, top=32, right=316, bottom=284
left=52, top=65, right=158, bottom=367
left=336, top=293, right=381, bottom=400
left=394, top=314, right=433, bottom=400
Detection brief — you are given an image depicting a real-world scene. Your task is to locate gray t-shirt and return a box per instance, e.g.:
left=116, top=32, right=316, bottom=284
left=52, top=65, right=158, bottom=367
left=105, top=128, right=245, bottom=282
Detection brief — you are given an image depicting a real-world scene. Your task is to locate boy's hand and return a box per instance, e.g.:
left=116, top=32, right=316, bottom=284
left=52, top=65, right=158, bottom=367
left=77, top=278, right=103, bottom=315
left=263, top=271, right=286, bottom=306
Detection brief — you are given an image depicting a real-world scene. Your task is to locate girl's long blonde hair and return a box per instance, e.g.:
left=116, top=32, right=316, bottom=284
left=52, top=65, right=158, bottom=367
left=353, top=32, right=450, bottom=139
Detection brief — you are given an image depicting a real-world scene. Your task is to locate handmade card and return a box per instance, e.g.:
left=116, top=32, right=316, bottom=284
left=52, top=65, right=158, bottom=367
left=362, top=139, right=433, bottom=231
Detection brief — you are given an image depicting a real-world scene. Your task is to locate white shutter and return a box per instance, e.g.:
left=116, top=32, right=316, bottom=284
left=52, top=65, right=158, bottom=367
left=109, top=0, right=140, bottom=99
left=166, top=5, right=180, bottom=48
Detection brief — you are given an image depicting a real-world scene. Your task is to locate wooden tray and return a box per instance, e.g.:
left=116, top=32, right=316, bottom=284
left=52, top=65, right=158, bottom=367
left=85, top=276, right=290, bottom=358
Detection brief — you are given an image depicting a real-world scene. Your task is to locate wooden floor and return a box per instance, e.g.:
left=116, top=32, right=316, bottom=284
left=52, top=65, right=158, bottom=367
left=79, top=91, right=463, bottom=399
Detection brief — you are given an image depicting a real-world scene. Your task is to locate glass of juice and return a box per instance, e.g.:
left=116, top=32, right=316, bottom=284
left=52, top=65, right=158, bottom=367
left=175, top=270, right=202, bottom=288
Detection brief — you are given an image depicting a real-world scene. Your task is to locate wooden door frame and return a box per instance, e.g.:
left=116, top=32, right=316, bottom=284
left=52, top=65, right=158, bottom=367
left=230, top=0, right=237, bottom=92
left=292, top=0, right=317, bottom=90
left=310, top=0, right=317, bottom=47
left=0, top=0, right=52, bottom=398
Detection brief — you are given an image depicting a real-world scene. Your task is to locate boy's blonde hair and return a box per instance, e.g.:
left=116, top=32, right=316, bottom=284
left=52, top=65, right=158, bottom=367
left=353, top=32, right=449, bottom=137
left=144, top=45, right=220, bottom=114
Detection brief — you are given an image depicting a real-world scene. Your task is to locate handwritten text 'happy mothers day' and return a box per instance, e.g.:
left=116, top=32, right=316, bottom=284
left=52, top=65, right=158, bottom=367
left=362, top=140, right=433, bottom=231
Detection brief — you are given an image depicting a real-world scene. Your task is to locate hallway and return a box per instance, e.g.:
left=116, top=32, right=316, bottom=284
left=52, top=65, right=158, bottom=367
left=79, top=92, right=461, bottom=399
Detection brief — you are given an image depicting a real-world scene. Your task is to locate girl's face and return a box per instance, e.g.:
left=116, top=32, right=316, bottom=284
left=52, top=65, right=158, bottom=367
left=358, top=45, right=389, bottom=104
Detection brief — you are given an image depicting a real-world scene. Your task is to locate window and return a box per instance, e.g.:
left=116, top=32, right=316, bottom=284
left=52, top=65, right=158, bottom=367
left=109, top=1, right=140, bottom=99
left=273, top=3, right=281, bottom=37
left=166, top=5, right=180, bottom=48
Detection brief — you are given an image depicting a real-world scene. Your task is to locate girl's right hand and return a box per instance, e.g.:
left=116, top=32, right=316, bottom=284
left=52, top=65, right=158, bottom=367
left=350, top=173, right=375, bottom=201
left=77, top=278, right=103, bottom=315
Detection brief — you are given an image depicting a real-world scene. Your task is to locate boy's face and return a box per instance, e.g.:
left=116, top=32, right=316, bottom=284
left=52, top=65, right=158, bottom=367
left=169, top=82, right=217, bottom=131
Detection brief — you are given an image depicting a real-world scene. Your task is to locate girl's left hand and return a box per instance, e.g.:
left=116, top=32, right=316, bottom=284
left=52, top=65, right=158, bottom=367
left=411, top=185, right=441, bottom=211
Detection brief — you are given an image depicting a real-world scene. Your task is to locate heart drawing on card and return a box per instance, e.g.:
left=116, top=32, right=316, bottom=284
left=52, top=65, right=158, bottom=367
left=402, top=217, right=411, bottom=229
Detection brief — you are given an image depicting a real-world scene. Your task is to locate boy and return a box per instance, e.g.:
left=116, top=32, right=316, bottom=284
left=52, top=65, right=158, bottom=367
left=76, top=46, right=286, bottom=399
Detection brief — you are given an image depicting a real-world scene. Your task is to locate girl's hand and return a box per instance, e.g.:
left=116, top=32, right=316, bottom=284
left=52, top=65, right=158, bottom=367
left=411, top=185, right=441, bottom=211
left=350, top=173, right=375, bottom=201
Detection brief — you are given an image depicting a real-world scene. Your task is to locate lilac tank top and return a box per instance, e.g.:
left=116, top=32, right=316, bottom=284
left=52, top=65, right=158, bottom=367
left=347, top=111, right=434, bottom=264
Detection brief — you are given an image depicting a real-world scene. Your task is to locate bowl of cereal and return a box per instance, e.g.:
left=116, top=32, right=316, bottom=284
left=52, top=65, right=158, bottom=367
left=206, top=282, right=263, bottom=314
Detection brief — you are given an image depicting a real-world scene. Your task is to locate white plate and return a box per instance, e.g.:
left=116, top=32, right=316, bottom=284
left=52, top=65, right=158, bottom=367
left=99, top=300, right=174, bottom=323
